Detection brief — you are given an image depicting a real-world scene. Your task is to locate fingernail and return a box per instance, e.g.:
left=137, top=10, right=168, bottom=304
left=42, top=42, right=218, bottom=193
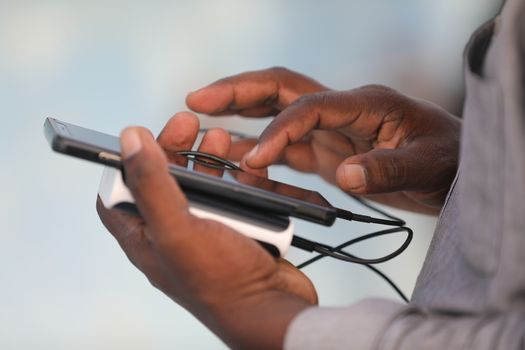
left=121, top=129, right=142, bottom=159
left=245, top=144, right=259, bottom=161
left=343, top=164, right=366, bottom=190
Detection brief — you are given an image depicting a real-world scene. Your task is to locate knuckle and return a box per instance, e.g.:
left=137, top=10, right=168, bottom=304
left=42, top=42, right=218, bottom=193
left=213, top=76, right=229, bottom=85
left=354, top=85, right=409, bottom=124
left=381, top=156, right=407, bottom=191
left=269, top=66, right=291, bottom=76
left=357, top=85, right=406, bottom=107
left=295, top=91, right=335, bottom=108
left=290, top=92, right=332, bottom=123
left=292, top=93, right=317, bottom=108
left=312, top=91, right=332, bottom=107
left=291, top=94, right=309, bottom=107
left=359, top=84, right=396, bottom=94
left=353, top=155, right=397, bottom=193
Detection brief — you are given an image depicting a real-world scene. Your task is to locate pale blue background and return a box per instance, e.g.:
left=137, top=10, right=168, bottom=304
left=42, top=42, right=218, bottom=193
left=0, top=1, right=496, bottom=348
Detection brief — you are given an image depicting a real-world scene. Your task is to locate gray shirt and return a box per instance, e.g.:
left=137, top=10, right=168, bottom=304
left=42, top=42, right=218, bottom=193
left=285, top=0, right=525, bottom=348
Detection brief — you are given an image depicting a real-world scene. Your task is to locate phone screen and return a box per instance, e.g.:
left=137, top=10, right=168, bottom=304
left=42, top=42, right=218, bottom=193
left=46, top=118, right=335, bottom=223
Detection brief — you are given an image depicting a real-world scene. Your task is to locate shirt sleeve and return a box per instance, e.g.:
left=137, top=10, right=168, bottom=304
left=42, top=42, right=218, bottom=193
left=285, top=0, right=525, bottom=348
left=284, top=299, right=406, bottom=350
left=284, top=299, right=525, bottom=350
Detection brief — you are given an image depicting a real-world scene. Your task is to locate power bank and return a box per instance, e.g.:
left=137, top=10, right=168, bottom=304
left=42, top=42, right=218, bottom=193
left=98, top=167, right=294, bottom=257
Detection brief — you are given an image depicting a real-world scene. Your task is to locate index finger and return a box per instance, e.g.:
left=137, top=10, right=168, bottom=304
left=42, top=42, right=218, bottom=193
left=185, top=67, right=327, bottom=116
left=244, top=87, right=398, bottom=169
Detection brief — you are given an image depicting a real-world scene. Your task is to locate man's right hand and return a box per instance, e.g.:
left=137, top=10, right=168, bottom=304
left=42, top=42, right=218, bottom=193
left=186, top=67, right=461, bottom=214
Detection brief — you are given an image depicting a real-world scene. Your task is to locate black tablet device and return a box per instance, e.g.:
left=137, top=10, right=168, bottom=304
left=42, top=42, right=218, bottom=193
left=44, top=117, right=338, bottom=226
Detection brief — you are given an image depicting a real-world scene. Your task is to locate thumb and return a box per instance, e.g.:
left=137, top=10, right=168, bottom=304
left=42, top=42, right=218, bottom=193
left=120, top=127, right=191, bottom=237
left=336, top=148, right=425, bottom=195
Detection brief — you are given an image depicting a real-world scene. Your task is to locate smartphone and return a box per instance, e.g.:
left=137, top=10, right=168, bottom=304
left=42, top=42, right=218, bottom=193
left=44, top=117, right=337, bottom=226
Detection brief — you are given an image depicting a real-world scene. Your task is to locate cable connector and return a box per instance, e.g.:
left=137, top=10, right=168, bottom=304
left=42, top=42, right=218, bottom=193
left=336, top=208, right=405, bottom=226
left=291, top=236, right=317, bottom=252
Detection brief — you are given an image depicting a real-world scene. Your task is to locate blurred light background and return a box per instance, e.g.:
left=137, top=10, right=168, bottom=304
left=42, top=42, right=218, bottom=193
left=0, top=0, right=498, bottom=348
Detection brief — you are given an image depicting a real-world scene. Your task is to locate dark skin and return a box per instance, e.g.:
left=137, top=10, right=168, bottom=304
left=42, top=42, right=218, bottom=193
left=98, top=68, right=461, bottom=349
left=187, top=67, right=461, bottom=214
left=97, top=113, right=317, bottom=350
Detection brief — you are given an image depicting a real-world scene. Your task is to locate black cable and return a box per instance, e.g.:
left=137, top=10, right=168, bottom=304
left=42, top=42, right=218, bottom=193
left=292, top=226, right=412, bottom=265
left=314, top=227, right=412, bottom=264
left=293, top=227, right=412, bottom=303
left=180, top=128, right=412, bottom=301
left=294, top=196, right=413, bottom=303
left=176, top=150, right=243, bottom=171
left=297, top=244, right=409, bottom=303
left=349, top=195, right=404, bottom=223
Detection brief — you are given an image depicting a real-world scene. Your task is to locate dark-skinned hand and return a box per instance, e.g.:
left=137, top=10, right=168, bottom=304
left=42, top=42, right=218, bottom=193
left=97, top=113, right=317, bottom=350
left=186, top=67, right=461, bottom=214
